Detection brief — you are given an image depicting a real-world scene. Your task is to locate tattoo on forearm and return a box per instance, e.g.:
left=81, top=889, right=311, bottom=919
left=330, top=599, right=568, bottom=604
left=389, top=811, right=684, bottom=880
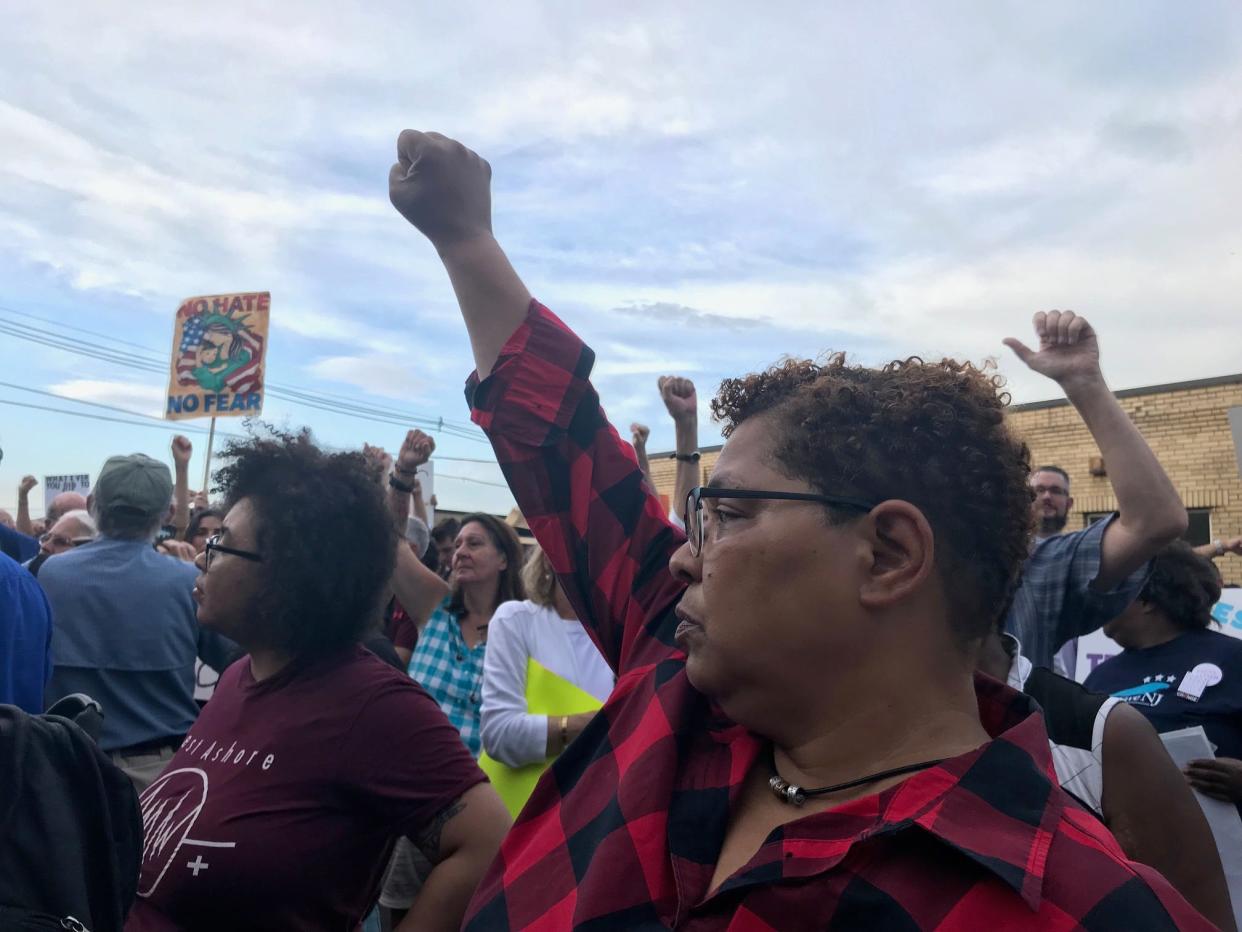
left=413, top=797, right=466, bottom=862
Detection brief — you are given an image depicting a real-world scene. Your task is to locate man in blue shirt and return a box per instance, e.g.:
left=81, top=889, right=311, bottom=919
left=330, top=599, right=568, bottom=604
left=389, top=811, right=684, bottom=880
left=40, top=452, right=235, bottom=790
left=0, top=550, right=52, bottom=712
left=1001, top=311, right=1187, bottom=674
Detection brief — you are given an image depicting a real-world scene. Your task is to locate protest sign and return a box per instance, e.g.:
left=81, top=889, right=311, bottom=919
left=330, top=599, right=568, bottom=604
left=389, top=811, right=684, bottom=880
left=418, top=461, right=435, bottom=528
left=165, top=291, right=270, bottom=421
left=1075, top=587, right=1242, bottom=681
left=43, top=474, right=90, bottom=513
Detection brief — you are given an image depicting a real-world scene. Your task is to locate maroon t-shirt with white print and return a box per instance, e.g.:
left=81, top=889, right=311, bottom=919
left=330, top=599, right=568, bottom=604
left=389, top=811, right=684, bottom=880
left=125, top=645, right=485, bottom=931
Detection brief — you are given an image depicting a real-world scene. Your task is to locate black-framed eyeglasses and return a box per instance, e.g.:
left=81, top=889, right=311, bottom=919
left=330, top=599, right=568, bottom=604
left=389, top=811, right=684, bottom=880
left=204, top=534, right=264, bottom=570
left=684, top=486, right=878, bottom=557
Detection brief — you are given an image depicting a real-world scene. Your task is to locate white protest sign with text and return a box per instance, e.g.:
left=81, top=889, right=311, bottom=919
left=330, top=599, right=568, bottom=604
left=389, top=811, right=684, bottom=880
left=43, top=474, right=91, bottom=514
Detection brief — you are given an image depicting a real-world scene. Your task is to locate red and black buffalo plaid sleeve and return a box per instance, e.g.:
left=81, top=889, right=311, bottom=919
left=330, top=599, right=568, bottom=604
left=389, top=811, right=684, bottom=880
left=467, top=300, right=688, bottom=676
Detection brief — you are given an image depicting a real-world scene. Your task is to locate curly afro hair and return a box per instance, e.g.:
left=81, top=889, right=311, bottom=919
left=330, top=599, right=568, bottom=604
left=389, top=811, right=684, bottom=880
left=212, top=426, right=397, bottom=659
left=1139, top=541, right=1221, bottom=631
left=712, top=352, right=1034, bottom=645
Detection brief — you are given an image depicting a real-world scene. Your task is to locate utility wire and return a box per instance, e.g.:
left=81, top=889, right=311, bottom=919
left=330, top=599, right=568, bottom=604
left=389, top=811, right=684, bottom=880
left=0, top=304, right=483, bottom=432
left=0, top=381, right=500, bottom=466
left=0, top=319, right=488, bottom=443
left=0, top=396, right=510, bottom=489
left=0, top=303, right=485, bottom=439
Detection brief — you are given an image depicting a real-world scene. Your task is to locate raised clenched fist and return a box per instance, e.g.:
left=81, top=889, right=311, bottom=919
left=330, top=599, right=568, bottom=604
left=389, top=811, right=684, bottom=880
left=658, top=376, right=698, bottom=424
left=397, top=429, right=436, bottom=474
left=171, top=435, right=193, bottom=467
left=630, top=423, right=650, bottom=449
left=1003, top=310, right=1102, bottom=389
left=19, top=475, right=37, bottom=496
left=389, top=130, right=493, bottom=248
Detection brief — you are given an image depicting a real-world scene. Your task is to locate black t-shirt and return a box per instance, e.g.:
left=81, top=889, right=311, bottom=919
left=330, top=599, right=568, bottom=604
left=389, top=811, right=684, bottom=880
left=1084, top=628, right=1242, bottom=761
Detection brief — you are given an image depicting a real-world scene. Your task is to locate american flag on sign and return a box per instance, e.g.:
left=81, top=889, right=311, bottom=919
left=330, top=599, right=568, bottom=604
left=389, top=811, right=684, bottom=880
left=174, top=304, right=265, bottom=395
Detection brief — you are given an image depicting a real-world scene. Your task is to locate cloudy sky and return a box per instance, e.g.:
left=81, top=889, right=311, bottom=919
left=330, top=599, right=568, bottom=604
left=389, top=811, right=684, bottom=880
left=2, top=1, right=1240, bottom=516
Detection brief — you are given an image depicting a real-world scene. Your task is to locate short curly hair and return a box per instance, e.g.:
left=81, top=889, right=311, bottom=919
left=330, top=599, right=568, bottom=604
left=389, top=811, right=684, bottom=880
left=712, top=353, right=1033, bottom=645
left=212, top=426, right=396, bottom=659
left=1139, top=541, right=1221, bottom=631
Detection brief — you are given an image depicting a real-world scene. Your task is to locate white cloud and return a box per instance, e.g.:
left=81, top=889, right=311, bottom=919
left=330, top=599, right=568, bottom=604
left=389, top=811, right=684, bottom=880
left=2, top=0, right=1241, bottom=453
left=47, top=379, right=167, bottom=417
left=304, top=353, right=430, bottom=402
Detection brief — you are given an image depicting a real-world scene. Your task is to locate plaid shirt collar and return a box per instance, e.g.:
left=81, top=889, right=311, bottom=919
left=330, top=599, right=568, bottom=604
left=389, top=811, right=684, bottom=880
left=670, top=674, right=1063, bottom=913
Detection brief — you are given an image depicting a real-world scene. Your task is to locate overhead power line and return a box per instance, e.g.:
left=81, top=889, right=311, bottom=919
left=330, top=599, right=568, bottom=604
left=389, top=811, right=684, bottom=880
left=0, top=381, right=499, bottom=466
left=0, top=302, right=486, bottom=441
left=0, top=395, right=509, bottom=490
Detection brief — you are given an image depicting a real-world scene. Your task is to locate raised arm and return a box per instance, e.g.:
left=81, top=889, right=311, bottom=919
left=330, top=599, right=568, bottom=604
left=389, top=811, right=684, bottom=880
left=391, top=542, right=450, bottom=630
left=16, top=475, right=36, bottom=536
left=1005, top=310, right=1187, bottom=591
left=630, top=422, right=657, bottom=495
left=389, top=130, right=685, bottom=674
left=389, top=131, right=529, bottom=378
left=171, top=435, right=192, bottom=538
left=659, top=376, right=700, bottom=523
left=389, top=429, right=435, bottom=527
left=1194, top=536, right=1242, bottom=561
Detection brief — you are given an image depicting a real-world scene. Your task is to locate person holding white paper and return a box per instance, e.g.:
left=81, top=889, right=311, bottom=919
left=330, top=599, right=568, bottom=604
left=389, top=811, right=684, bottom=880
left=1086, top=542, right=1242, bottom=816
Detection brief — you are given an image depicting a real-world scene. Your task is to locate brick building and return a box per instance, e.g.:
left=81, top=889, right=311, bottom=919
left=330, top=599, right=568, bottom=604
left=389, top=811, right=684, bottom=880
left=649, top=373, right=1242, bottom=580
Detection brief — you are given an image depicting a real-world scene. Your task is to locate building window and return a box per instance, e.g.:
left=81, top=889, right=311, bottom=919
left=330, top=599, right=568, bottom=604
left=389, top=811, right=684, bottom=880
left=1184, top=508, right=1212, bottom=547
left=1084, top=508, right=1212, bottom=546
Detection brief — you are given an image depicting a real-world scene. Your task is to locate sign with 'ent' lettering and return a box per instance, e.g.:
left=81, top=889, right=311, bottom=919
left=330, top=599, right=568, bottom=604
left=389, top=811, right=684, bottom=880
left=165, top=292, right=270, bottom=421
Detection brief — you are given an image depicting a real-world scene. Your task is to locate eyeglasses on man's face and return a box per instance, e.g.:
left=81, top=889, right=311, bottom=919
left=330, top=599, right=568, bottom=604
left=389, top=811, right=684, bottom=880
left=1031, top=484, right=1069, bottom=499
left=40, top=533, right=92, bottom=549
left=683, top=486, right=878, bottom=557
left=203, top=534, right=264, bottom=570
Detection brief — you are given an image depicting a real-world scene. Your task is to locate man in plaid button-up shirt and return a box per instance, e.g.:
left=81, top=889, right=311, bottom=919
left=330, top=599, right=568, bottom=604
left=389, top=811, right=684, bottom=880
left=388, top=131, right=1212, bottom=930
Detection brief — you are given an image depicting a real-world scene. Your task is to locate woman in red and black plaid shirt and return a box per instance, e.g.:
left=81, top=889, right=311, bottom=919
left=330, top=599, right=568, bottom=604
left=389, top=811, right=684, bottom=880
left=386, top=131, right=1217, bottom=931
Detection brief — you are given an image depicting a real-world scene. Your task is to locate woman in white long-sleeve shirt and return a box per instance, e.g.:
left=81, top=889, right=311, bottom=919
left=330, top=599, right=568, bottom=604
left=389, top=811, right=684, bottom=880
left=480, top=547, right=614, bottom=814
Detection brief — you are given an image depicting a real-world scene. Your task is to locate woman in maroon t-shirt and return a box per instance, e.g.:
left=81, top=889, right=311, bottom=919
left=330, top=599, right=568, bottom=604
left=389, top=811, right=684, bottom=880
left=125, top=429, right=510, bottom=932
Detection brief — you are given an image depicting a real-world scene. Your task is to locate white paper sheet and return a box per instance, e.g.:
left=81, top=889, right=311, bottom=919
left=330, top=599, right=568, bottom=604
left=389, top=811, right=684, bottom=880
left=1159, top=725, right=1242, bottom=929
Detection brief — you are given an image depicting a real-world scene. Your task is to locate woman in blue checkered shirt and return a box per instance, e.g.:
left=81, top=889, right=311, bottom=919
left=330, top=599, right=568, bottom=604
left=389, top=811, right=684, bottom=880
left=406, top=512, right=526, bottom=757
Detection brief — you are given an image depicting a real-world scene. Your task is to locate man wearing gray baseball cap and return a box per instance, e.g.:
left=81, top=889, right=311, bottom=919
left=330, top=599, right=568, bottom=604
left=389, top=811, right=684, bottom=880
left=40, top=445, right=235, bottom=790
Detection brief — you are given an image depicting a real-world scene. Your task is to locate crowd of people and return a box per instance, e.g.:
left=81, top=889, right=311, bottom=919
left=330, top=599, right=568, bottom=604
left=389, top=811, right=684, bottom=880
left=1, top=128, right=1241, bottom=930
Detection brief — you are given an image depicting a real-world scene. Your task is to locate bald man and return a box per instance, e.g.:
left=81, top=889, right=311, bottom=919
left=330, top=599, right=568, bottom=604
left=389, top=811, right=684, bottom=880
left=47, top=491, right=88, bottom=525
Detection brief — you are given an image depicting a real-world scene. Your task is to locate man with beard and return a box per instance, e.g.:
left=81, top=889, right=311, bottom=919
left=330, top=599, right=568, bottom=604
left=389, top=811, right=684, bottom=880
left=1001, top=313, right=1187, bottom=676
left=1031, top=465, right=1074, bottom=539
